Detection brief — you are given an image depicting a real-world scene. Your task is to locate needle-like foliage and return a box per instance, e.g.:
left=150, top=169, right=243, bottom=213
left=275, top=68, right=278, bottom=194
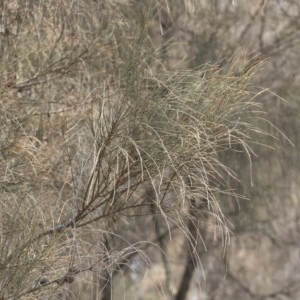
left=0, top=1, right=274, bottom=299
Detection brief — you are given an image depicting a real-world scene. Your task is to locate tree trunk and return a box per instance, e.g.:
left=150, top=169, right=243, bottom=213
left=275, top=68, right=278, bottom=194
left=174, top=216, right=198, bottom=300
left=100, top=238, right=112, bottom=300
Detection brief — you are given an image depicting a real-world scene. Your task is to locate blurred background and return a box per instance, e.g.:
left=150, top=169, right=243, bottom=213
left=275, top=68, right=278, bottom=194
left=0, top=1, right=300, bottom=299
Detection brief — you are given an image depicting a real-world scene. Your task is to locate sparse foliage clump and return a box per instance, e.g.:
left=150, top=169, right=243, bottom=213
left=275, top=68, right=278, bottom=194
left=0, top=1, right=274, bottom=299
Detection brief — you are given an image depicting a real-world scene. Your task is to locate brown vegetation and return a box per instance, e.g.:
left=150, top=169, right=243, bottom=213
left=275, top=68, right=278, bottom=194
left=0, top=1, right=299, bottom=300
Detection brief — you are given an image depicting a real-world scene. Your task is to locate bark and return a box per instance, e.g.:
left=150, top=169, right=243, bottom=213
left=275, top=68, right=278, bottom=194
left=100, top=238, right=112, bottom=300
left=174, top=216, right=198, bottom=300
